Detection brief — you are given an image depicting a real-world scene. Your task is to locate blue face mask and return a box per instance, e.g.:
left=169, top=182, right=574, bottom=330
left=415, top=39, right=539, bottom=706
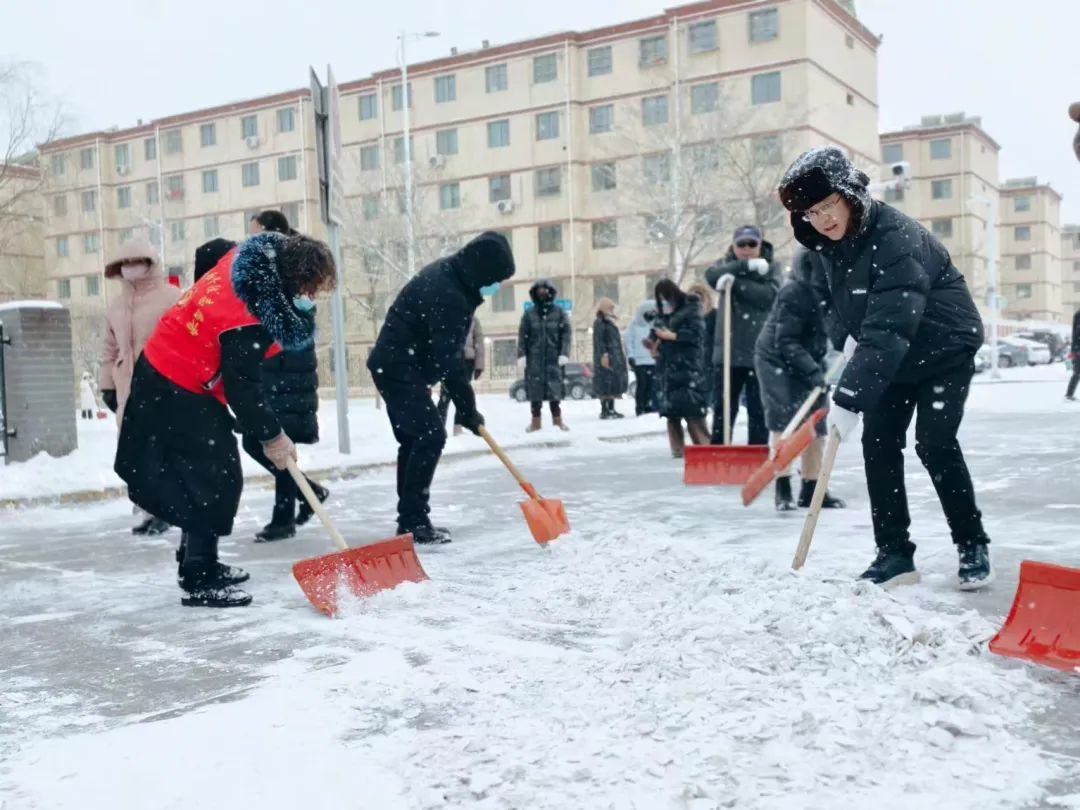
left=479, top=283, right=501, bottom=297
left=293, top=296, right=315, bottom=312
left=660, top=300, right=674, bottom=315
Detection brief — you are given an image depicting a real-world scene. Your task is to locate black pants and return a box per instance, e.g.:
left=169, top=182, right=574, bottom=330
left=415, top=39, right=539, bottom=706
left=241, top=433, right=319, bottom=526
left=531, top=400, right=562, bottom=418
left=437, top=360, right=475, bottom=426
left=632, top=365, right=656, bottom=415
left=1067, top=367, right=1080, bottom=398
left=711, top=366, right=768, bottom=445
left=377, top=375, right=446, bottom=530
left=862, top=358, right=988, bottom=555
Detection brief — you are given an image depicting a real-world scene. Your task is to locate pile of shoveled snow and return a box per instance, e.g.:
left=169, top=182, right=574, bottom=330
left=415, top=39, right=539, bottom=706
left=4, top=520, right=1059, bottom=810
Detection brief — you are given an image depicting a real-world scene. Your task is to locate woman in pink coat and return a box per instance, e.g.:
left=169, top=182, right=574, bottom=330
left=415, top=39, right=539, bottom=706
left=100, top=238, right=182, bottom=535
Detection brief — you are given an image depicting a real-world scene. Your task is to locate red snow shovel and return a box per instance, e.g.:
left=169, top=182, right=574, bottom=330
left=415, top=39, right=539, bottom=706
left=989, top=560, right=1080, bottom=672
left=288, top=459, right=429, bottom=617
left=479, top=426, right=569, bottom=544
left=684, top=276, right=768, bottom=485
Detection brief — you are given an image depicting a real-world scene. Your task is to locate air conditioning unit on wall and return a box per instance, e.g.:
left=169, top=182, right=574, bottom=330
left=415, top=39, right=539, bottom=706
left=429, top=154, right=446, bottom=169
left=245, top=135, right=261, bottom=150
left=116, top=165, right=129, bottom=176
left=496, top=199, right=515, bottom=214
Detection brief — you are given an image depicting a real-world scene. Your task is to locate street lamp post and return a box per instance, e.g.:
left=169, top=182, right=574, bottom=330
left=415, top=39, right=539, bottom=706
left=398, top=30, right=440, bottom=276
left=970, top=194, right=1001, bottom=379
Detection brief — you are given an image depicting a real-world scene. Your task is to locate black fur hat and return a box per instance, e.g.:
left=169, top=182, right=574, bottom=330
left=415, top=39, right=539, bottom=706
left=231, top=233, right=317, bottom=351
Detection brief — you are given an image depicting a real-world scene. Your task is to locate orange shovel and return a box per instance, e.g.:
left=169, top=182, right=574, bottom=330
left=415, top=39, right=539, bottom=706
left=479, top=426, right=569, bottom=544
left=989, top=560, right=1080, bottom=672
left=288, top=459, right=429, bottom=617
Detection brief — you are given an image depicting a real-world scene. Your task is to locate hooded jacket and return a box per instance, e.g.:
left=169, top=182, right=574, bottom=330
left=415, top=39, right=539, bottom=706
left=624, top=302, right=657, bottom=367
left=654, top=294, right=708, bottom=420
left=517, top=279, right=572, bottom=402
left=368, top=232, right=515, bottom=412
left=779, top=147, right=983, bottom=413
left=592, top=300, right=628, bottom=398
left=99, top=238, right=182, bottom=423
left=704, top=241, right=781, bottom=368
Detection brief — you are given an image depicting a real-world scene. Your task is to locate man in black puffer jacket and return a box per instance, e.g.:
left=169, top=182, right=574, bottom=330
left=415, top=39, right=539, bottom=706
left=368, top=232, right=515, bottom=544
left=779, top=146, right=989, bottom=591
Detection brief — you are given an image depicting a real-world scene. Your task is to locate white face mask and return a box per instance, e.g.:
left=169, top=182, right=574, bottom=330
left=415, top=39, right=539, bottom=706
left=120, top=263, right=151, bottom=281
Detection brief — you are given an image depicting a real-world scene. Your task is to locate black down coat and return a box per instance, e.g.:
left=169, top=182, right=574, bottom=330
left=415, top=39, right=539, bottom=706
left=517, top=280, right=571, bottom=402
left=655, top=295, right=708, bottom=420
left=262, top=340, right=319, bottom=444
left=592, top=314, right=628, bottom=397
left=754, top=250, right=831, bottom=432
left=705, top=243, right=781, bottom=368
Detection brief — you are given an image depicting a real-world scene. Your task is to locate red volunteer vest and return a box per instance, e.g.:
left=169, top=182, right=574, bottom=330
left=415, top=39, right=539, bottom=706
left=144, top=248, right=281, bottom=404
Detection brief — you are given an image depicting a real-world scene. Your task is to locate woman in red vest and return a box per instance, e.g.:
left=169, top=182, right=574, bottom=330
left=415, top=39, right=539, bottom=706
left=115, top=231, right=336, bottom=608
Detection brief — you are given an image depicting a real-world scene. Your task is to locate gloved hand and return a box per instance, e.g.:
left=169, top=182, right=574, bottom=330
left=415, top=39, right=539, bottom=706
left=459, top=410, right=485, bottom=436
left=748, top=258, right=769, bottom=275
left=102, top=389, right=118, bottom=413
left=473, top=368, right=483, bottom=380
left=827, top=403, right=861, bottom=441
left=843, top=335, right=858, bottom=360
left=558, top=355, right=569, bottom=366
left=628, top=358, right=637, bottom=368
left=262, top=431, right=297, bottom=470
left=517, top=356, right=526, bottom=370
left=808, top=371, right=826, bottom=391
left=601, top=353, right=611, bottom=369
left=714, top=273, right=735, bottom=291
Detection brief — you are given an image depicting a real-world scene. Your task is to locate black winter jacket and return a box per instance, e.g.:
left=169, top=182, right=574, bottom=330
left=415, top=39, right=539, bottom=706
left=262, top=342, right=319, bottom=444
left=592, top=314, right=628, bottom=398
left=755, top=250, right=831, bottom=389
left=655, top=295, right=708, bottom=420
left=1072, top=309, right=1080, bottom=355
left=705, top=242, right=781, bottom=368
left=517, top=280, right=572, bottom=402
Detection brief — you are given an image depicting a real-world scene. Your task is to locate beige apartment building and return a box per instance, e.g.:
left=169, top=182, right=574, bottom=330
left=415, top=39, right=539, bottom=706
left=38, top=0, right=880, bottom=386
left=0, top=164, right=45, bottom=303
left=1061, top=224, right=1080, bottom=317
left=998, top=177, right=1063, bottom=323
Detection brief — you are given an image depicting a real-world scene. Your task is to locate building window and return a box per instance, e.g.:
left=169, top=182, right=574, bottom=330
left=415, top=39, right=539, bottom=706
left=278, top=155, right=298, bottom=181
left=642, top=95, right=669, bottom=126
left=691, top=83, right=719, bottom=114
left=845, top=33, right=855, bottom=48
left=242, top=162, right=260, bottom=187
left=538, top=224, right=563, bottom=252
left=144, top=137, right=157, bottom=161
left=436, top=129, right=459, bottom=156
left=930, top=217, right=953, bottom=239
left=749, top=8, right=779, bottom=42
left=1016, top=283, right=1033, bottom=299
left=591, top=162, right=616, bottom=191
left=643, top=153, right=671, bottom=184
left=492, top=284, right=515, bottom=313
left=52, top=195, right=67, bottom=217
left=639, top=35, right=668, bottom=67
left=589, top=104, right=614, bottom=134
left=535, top=168, right=561, bottom=197
left=277, top=107, right=296, bottom=133
left=359, top=94, right=377, bottom=121
left=931, top=179, right=953, bottom=200
left=360, top=144, right=380, bottom=171
left=846, top=93, right=855, bottom=106
left=533, top=54, right=557, bottom=83
left=753, top=135, right=783, bottom=165
left=148, top=227, right=161, bottom=247
left=56, top=236, right=69, bottom=258
left=488, top=119, right=511, bottom=148
left=884, top=186, right=905, bottom=203
left=202, top=169, right=218, bottom=193
left=200, top=123, right=216, bottom=147
left=592, top=219, right=618, bottom=249
left=80, top=147, right=95, bottom=170
left=1014, top=195, right=1032, bottom=212
left=241, top=115, right=258, bottom=139
left=166, top=174, right=184, bottom=199
left=114, top=143, right=130, bottom=170
left=81, top=190, right=96, bottom=213
left=882, top=143, right=903, bottom=163
left=57, top=279, right=71, bottom=299
left=1015, top=225, right=1032, bottom=241
left=147, top=181, right=159, bottom=205
left=164, top=128, right=183, bottom=154
left=171, top=221, right=185, bottom=243
left=439, top=182, right=461, bottom=210
left=593, top=276, right=620, bottom=303
left=588, top=46, right=612, bottom=76
left=203, top=216, right=220, bottom=238
left=393, top=136, right=413, bottom=164
left=536, top=111, right=560, bottom=141
left=50, top=154, right=66, bottom=175
left=119, top=227, right=134, bottom=242
left=86, top=276, right=100, bottom=297
left=117, top=186, right=131, bottom=209
left=489, top=174, right=511, bottom=203
left=486, top=64, right=508, bottom=93
left=690, top=144, right=721, bottom=173
left=1015, top=254, right=1032, bottom=270
left=391, top=82, right=412, bottom=111
left=930, top=138, right=951, bottom=159
left=751, top=71, right=782, bottom=104
left=689, top=20, right=717, bottom=53
left=83, top=233, right=100, bottom=254
left=362, top=194, right=380, bottom=221
left=434, top=75, right=456, bottom=103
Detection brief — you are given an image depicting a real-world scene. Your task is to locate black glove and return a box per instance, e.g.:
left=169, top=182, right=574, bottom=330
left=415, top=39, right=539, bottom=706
left=808, top=372, right=826, bottom=390
left=102, top=389, right=118, bottom=413
left=473, top=368, right=483, bottom=380
left=628, top=358, right=637, bottom=368
left=459, top=410, right=485, bottom=436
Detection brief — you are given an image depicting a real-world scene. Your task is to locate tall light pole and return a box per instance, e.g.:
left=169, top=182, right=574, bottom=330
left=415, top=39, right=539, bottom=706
left=971, top=194, right=1001, bottom=379
left=398, top=30, right=440, bottom=276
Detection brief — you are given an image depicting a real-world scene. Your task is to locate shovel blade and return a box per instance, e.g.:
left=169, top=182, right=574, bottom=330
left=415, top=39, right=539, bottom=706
left=292, top=534, right=429, bottom=617
left=519, top=499, right=565, bottom=544
left=684, top=444, right=770, bottom=486
left=990, top=560, right=1080, bottom=672
left=740, top=458, right=779, bottom=506
left=773, top=408, right=828, bottom=472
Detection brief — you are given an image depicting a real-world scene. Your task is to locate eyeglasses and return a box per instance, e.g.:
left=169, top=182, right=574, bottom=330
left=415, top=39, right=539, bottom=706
left=734, top=239, right=759, bottom=249
left=802, top=194, right=842, bottom=223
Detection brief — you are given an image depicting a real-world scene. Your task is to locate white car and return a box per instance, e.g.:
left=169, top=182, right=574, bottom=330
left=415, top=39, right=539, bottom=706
left=1000, top=336, right=1052, bottom=365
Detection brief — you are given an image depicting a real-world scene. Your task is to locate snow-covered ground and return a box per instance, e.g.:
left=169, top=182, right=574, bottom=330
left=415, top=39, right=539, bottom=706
left=2, top=364, right=1080, bottom=809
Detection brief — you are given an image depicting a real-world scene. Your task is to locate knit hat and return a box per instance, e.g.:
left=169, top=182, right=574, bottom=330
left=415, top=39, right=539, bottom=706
left=732, top=225, right=763, bottom=243
left=194, top=238, right=237, bottom=282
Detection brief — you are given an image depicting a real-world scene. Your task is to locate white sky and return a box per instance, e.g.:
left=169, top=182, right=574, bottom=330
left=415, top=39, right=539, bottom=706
left=5, top=0, right=1079, bottom=221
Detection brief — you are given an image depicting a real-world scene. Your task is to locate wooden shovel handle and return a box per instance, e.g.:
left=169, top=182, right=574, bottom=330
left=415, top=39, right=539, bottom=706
left=778, top=356, right=847, bottom=442
left=722, top=275, right=733, bottom=447
left=286, top=458, right=349, bottom=552
left=792, top=426, right=842, bottom=570
left=478, top=426, right=542, bottom=502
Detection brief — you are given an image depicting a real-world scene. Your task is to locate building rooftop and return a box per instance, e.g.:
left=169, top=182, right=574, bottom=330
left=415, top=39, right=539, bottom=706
left=880, top=111, right=1002, bottom=151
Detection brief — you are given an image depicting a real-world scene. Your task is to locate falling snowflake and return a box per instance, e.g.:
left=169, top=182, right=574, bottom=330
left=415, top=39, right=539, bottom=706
left=932, top=401, right=945, bottom=410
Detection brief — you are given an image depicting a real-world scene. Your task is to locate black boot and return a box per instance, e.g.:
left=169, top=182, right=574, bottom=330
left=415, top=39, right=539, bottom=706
left=610, top=403, right=625, bottom=419
left=133, top=515, right=171, bottom=535
left=176, top=532, right=249, bottom=587
left=858, top=548, right=919, bottom=589
left=295, top=483, right=329, bottom=527
left=599, top=401, right=612, bottom=420
left=179, top=563, right=253, bottom=608
left=957, top=542, right=993, bottom=591
left=402, top=524, right=452, bottom=545
left=774, top=477, right=797, bottom=512
left=255, top=521, right=296, bottom=543
left=798, top=480, right=846, bottom=509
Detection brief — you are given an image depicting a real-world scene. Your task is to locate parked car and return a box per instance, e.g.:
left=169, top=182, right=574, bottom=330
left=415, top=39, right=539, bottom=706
left=1015, top=330, right=1067, bottom=361
left=977, top=342, right=1029, bottom=369
left=1002, top=336, right=1052, bottom=365
left=509, top=362, right=594, bottom=401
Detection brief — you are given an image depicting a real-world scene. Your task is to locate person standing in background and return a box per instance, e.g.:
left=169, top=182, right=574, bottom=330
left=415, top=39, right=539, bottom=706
left=624, top=302, right=658, bottom=417
left=79, top=372, right=97, bottom=419
left=438, top=315, right=485, bottom=435
left=517, top=279, right=571, bottom=432
left=591, top=298, right=628, bottom=419
left=687, top=282, right=716, bottom=416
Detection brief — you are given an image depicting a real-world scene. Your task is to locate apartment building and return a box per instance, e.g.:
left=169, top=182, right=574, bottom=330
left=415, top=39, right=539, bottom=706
left=878, top=113, right=1000, bottom=310
left=998, top=177, right=1063, bottom=322
left=38, top=0, right=880, bottom=386
left=0, top=164, right=45, bottom=303
left=1061, top=224, right=1080, bottom=317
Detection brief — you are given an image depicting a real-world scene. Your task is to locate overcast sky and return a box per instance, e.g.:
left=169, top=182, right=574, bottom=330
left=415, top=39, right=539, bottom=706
left=5, top=0, right=1078, bottom=221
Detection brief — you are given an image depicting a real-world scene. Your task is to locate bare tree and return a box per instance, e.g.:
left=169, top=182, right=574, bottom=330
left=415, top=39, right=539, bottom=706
left=69, top=312, right=106, bottom=380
